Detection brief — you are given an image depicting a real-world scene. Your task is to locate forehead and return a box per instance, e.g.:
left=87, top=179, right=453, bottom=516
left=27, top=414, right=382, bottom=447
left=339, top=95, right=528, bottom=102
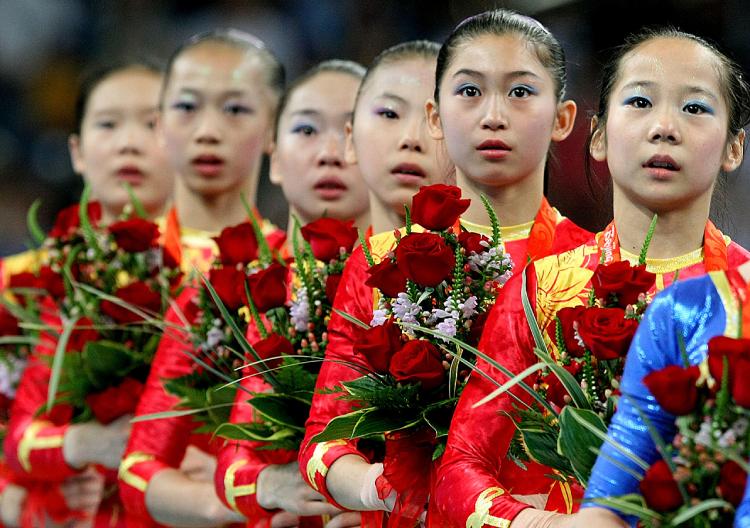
left=616, top=37, right=722, bottom=92
left=87, top=68, right=161, bottom=111
left=448, top=33, right=550, bottom=79
left=284, top=72, right=360, bottom=116
left=360, top=57, right=436, bottom=103
left=168, top=42, right=269, bottom=93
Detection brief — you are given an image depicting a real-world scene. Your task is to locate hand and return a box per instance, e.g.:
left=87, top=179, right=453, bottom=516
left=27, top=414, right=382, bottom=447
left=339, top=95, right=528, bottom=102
left=60, top=467, right=105, bottom=514
left=325, top=511, right=361, bottom=528
left=270, top=511, right=300, bottom=528
left=180, top=445, right=217, bottom=482
left=0, top=484, right=27, bottom=528
left=64, top=415, right=132, bottom=469
left=257, top=462, right=339, bottom=517
left=565, top=508, right=628, bottom=527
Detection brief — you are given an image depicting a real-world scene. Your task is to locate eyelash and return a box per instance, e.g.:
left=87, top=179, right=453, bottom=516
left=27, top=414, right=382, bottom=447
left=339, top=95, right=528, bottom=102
left=454, top=84, right=537, bottom=98
left=292, top=124, right=317, bottom=136
left=376, top=108, right=398, bottom=119
left=624, top=96, right=652, bottom=109
left=224, top=104, right=252, bottom=116
left=456, top=84, right=481, bottom=97
left=96, top=121, right=116, bottom=129
left=509, top=85, right=537, bottom=97
left=172, top=101, right=196, bottom=113
left=683, top=101, right=713, bottom=115
left=623, top=96, right=714, bottom=115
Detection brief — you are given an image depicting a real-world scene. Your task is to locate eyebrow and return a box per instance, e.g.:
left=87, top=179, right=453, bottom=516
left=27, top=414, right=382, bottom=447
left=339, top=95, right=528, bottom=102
left=620, top=81, right=719, bottom=102
left=375, top=92, right=408, bottom=105
left=176, top=87, right=248, bottom=98
left=290, top=109, right=322, bottom=118
left=452, top=68, right=542, bottom=81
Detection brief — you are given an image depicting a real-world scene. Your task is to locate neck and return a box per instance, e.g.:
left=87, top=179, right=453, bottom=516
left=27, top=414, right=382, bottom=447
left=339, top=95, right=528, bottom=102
left=370, top=196, right=405, bottom=234
left=174, top=175, right=260, bottom=233
left=613, top=190, right=712, bottom=259
left=456, top=168, right=544, bottom=227
left=99, top=201, right=167, bottom=226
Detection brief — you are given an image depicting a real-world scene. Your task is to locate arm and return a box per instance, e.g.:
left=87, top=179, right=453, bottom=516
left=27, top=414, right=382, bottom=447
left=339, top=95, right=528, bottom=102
left=118, top=288, right=240, bottom=527
left=298, top=249, right=377, bottom=509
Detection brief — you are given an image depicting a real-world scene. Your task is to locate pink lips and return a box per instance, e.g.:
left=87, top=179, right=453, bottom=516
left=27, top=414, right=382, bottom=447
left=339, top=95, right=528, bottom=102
left=643, top=154, right=681, bottom=180
left=314, top=176, right=348, bottom=200
left=477, top=139, right=511, bottom=160
left=391, top=163, right=426, bottom=185
left=116, top=165, right=145, bottom=184
left=191, top=154, right=225, bottom=177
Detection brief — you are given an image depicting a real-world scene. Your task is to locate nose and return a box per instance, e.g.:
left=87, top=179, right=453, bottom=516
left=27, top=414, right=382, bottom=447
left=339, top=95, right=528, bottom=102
left=317, top=132, right=344, bottom=168
left=117, top=123, right=144, bottom=155
left=480, top=95, right=508, bottom=131
left=648, top=107, right=681, bottom=144
left=399, top=117, right=425, bottom=152
left=194, top=108, right=222, bottom=145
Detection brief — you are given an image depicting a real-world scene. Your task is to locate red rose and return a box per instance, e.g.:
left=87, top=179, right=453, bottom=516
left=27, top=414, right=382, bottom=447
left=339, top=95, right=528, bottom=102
left=458, top=231, right=490, bottom=254
left=591, top=262, right=656, bottom=308
left=576, top=307, right=638, bottom=360
left=707, top=336, right=750, bottom=391
left=38, top=266, right=66, bottom=299
left=732, top=354, right=750, bottom=407
left=213, top=222, right=258, bottom=266
left=353, top=319, right=403, bottom=373
left=49, top=202, right=102, bottom=239
left=208, top=267, right=247, bottom=311
left=639, top=460, right=683, bottom=512
left=643, top=365, right=700, bottom=415
left=247, top=263, right=288, bottom=312
left=547, top=306, right=586, bottom=357
left=301, top=218, right=359, bottom=262
left=0, top=306, right=19, bottom=336
left=365, top=259, right=407, bottom=298
left=718, top=460, right=747, bottom=507
left=85, top=377, right=144, bottom=424
left=101, top=282, right=162, bottom=324
left=325, top=273, right=343, bottom=303
left=67, top=317, right=100, bottom=352
left=108, top=218, right=160, bottom=253
left=544, top=361, right=583, bottom=408
left=8, top=272, right=39, bottom=290
left=395, top=233, right=455, bottom=288
left=389, top=340, right=445, bottom=392
left=411, top=184, right=470, bottom=231
left=251, top=333, right=293, bottom=371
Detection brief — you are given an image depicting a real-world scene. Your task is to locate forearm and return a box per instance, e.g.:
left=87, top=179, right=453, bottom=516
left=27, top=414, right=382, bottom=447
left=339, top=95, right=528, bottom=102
left=146, top=468, right=245, bottom=527
left=326, top=455, right=378, bottom=511
left=0, top=484, right=26, bottom=528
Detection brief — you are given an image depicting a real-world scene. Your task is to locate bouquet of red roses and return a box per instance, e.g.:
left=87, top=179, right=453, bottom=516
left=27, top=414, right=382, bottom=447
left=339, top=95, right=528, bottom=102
left=593, top=335, right=750, bottom=527
left=493, top=221, right=659, bottom=485
left=212, top=217, right=359, bottom=450
left=41, top=190, right=182, bottom=424
left=313, top=184, right=513, bottom=458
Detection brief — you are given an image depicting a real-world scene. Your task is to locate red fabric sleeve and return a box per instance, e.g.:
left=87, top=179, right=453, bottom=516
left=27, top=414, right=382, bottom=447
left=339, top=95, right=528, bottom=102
left=298, top=248, right=373, bottom=508
left=118, top=287, right=204, bottom=525
left=433, top=266, right=565, bottom=527
left=4, top=302, right=77, bottom=481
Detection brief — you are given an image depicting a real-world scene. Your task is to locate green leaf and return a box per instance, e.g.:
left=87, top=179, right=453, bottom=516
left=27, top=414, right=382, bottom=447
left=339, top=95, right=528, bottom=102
left=130, top=404, right=235, bottom=423
left=557, top=406, right=608, bottom=485
left=422, top=402, right=454, bottom=438
left=359, top=229, right=375, bottom=267
left=205, top=384, right=237, bottom=426
left=47, top=316, right=80, bottom=412
left=532, top=348, right=592, bottom=411
left=480, top=194, right=501, bottom=247
left=639, top=214, right=658, bottom=266
left=332, top=308, right=371, bottom=330
left=311, top=409, right=370, bottom=442
left=519, top=425, right=573, bottom=474
left=214, top=422, right=298, bottom=443
left=586, top=494, right=662, bottom=522
left=472, top=362, right=547, bottom=408
left=241, top=193, right=272, bottom=265
left=249, top=393, right=310, bottom=431
left=26, top=199, right=46, bottom=247
left=78, top=184, right=101, bottom=256
left=351, top=409, right=417, bottom=437
left=669, top=498, right=733, bottom=525
left=123, top=182, right=147, bottom=219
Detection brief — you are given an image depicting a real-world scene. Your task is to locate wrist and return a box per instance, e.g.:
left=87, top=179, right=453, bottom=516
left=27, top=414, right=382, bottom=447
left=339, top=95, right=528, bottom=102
left=255, top=464, right=281, bottom=510
left=63, top=424, right=87, bottom=468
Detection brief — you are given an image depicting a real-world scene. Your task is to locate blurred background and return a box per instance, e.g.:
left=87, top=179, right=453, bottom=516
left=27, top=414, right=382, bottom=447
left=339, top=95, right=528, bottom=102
left=2, top=0, right=750, bottom=256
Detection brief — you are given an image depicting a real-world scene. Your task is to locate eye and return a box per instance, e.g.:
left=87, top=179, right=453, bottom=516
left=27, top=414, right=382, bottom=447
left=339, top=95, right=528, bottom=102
left=683, top=101, right=713, bottom=115
left=96, top=120, right=116, bottom=129
left=508, top=85, right=536, bottom=98
left=456, top=84, right=481, bottom=97
left=376, top=108, right=398, bottom=119
left=624, top=96, right=652, bottom=109
left=224, top=103, right=252, bottom=116
left=172, top=101, right=196, bottom=113
left=292, top=124, right=317, bottom=136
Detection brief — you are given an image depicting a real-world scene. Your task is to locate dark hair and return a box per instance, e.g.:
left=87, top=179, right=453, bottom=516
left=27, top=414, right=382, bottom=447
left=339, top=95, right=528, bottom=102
left=73, top=59, right=162, bottom=135
left=352, top=40, right=440, bottom=121
left=274, top=59, right=366, bottom=139
left=434, top=9, right=567, bottom=104
left=162, top=28, right=285, bottom=105
left=585, top=27, right=750, bottom=196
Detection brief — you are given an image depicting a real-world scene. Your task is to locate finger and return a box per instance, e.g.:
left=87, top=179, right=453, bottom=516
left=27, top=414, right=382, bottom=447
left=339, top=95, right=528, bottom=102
left=296, top=501, right=340, bottom=517
left=325, top=511, right=362, bottom=528
left=270, top=511, right=299, bottom=528
left=301, top=488, right=327, bottom=502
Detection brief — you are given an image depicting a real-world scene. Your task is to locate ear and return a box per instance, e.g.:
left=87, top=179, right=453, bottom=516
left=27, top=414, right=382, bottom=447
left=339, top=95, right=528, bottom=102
left=68, top=134, right=85, bottom=174
left=344, top=121, right=358, bottom=165
left=722, top=129, right=745, bottom=173
left=425, top=99, right=444, bottom=140
left=550, top=99, right=577, bottom=142
left=588, top=115, right=607, bottom=163
left=269, top=141, right=282, bottom=185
